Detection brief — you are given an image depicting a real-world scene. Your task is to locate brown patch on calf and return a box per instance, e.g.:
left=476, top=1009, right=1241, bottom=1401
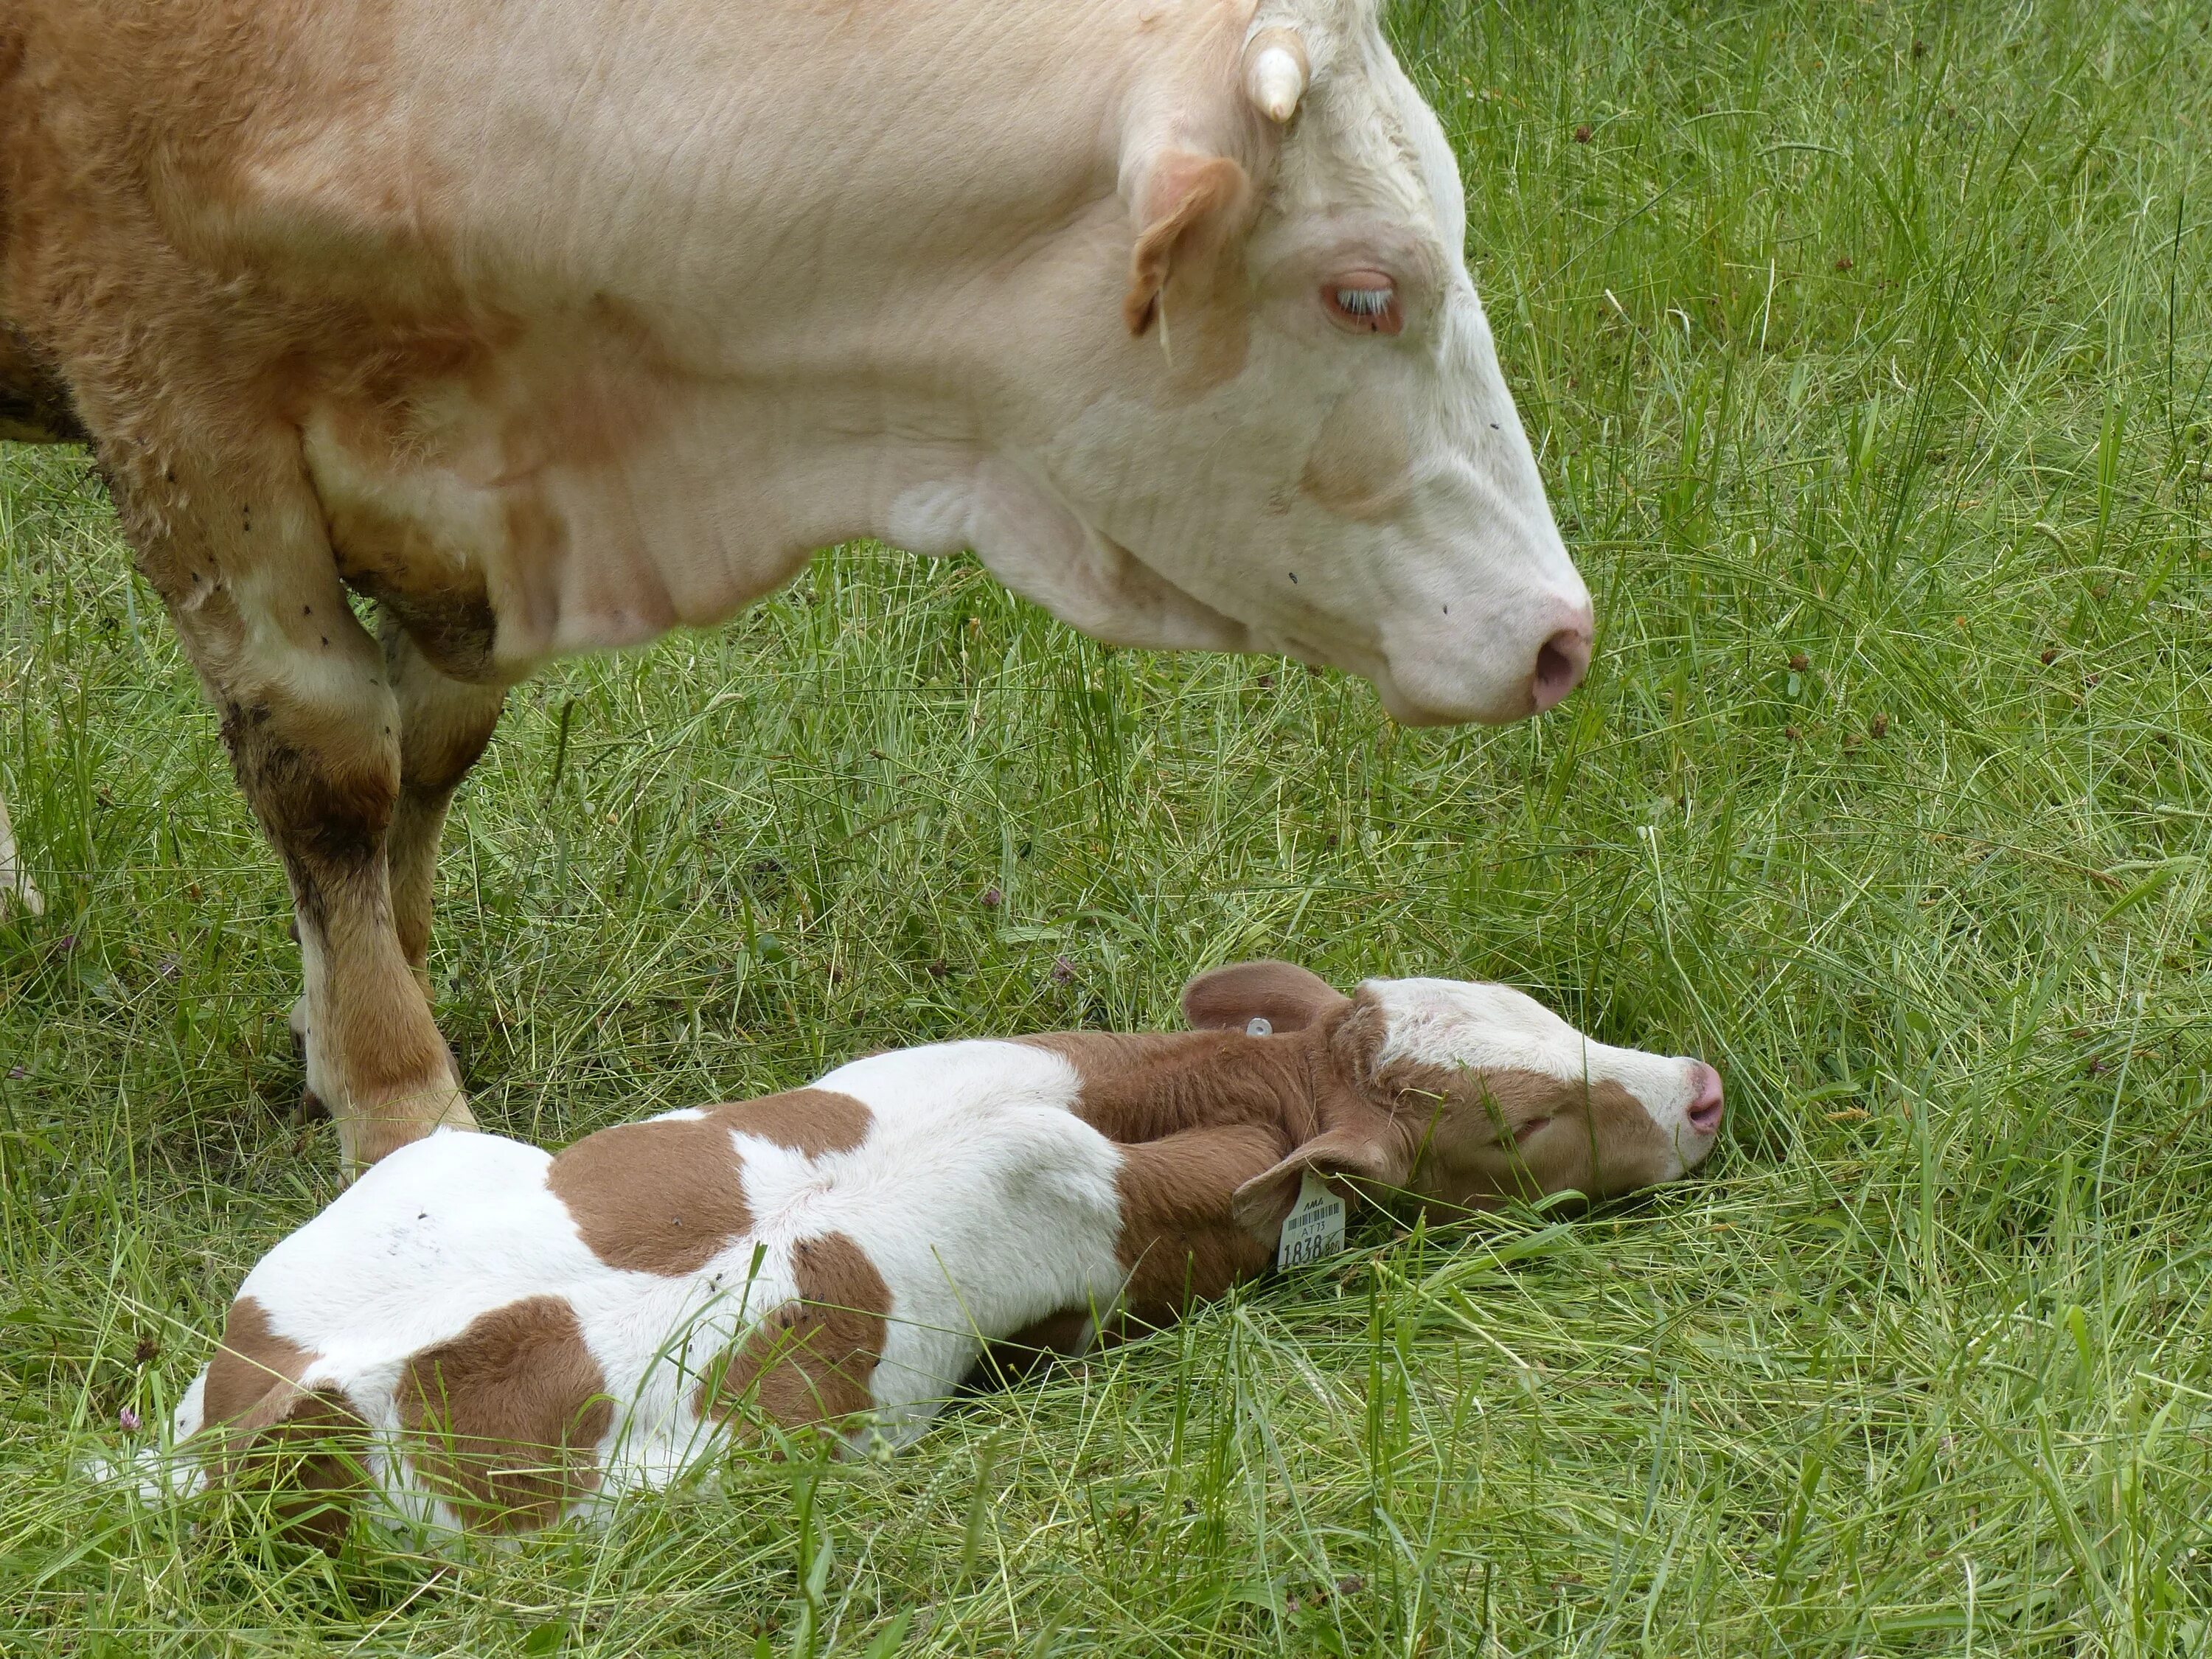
left=549, top=1114, right=754, bottom=1276
left=396, top=1295, right=614, bottom=1532
left=696, top=1232, right=889, bottom=1434
left=709, top=1088, right=873, bottom=1159
left=1300, top=386, right=1413, bottom=521
left=197, top=1296, right=367, bottom=1548
left=551, top=1090, right=869, bottom=1276
left=203, top=1296, right=316, bottom=1427
left=1021, top=1029, right=1321, bottom=1146
left=1021, top=1024, right=1340, bottom=1325
left=1180, top=960, right=1349, bottom=1034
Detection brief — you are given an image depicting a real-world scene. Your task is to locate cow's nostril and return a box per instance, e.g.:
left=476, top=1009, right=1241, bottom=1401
left=1531, top=627, right=1590, bottom=712
left=1686, top=1062, right=1725, bottom=1135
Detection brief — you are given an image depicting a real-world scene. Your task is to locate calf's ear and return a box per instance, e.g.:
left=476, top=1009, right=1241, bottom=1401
left=1231, top=1119, right=1410, bottom=1233
left=1182, top=959, right=1349, bottom=1034
left=1123, top=150, right=1253, bottom=335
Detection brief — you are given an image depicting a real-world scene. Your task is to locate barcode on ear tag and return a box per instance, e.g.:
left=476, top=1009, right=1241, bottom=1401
left=1276, top=1170, right=1347, bottom=1270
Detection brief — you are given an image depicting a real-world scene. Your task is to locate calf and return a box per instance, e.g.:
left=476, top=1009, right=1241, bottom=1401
left=141, top=961, right=1722, bottom=1541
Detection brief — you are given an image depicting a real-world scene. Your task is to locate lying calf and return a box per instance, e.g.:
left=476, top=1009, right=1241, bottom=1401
left=145, top=961, right=1723, bottom=1540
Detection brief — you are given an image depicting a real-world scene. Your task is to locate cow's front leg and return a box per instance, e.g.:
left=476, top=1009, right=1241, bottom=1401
left=145, top=493, right=474, bottom=1171
left=232, top=611, right=475, bottom=1169
left=289, top=620, right=505, bottom=1111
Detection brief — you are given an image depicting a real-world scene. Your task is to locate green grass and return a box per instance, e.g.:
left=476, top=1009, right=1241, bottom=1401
left=6, top=0, right=2212, bottom=1650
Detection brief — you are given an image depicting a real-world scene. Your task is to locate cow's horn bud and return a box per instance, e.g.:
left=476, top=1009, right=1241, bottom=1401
left=1245, top=32, right=1308, bottom=124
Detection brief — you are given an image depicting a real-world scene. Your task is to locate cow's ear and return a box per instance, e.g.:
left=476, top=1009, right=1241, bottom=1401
left=1122, top=150, right=1253, bottom=336
left=1182, top=959, right=1349, bottom=1034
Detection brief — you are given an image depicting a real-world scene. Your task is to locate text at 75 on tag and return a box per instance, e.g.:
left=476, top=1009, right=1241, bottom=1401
left=1277, top=1170, right=1348, bottom=1270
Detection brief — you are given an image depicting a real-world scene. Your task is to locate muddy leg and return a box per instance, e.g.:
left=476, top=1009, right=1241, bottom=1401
left=289, top=622, right=502, bottom=1103
left=135, top=451, right=473, bottom=1172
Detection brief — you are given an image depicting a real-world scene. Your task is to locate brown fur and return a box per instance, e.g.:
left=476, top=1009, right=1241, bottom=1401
left=696, top=1231, right=889, bottom=1433
left=0, top=1, right=488, bottom=1169
left=396, top=1294, right=615, bottom=1532
left=1023, top=1027, right=1335, bottom=1328
left=1113, top=1124, right=1284, bottom=1326
left=548, top=1112, right=756, bottom=1276
left=383, top=617, right=507, bottom=978
left=0, top=323, right=84, bottom=442
left=709, top=1088, right=874, bottom=1159
left=1180, top=959, right=1349, bottom=1034
left=549, top=1089, right=871, bottom=1275
left=197, top=1295, right=367, bottom=1548
left=202, top=1296, right=319, bottom=1429
left=1021, top=1029, right=1322, bottom=1147
left=1375, top=1057, right=1680, bottom=1206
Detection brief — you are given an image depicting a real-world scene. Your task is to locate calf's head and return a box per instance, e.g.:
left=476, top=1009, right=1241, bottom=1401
left=1183, top=961, right=1724, bottom=1226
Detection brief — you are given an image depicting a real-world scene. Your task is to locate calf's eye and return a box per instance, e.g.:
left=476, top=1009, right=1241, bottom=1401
left=1324, top=275, right=1402, bottom=335
left=1511, top=1115, right=1553, bottom=1145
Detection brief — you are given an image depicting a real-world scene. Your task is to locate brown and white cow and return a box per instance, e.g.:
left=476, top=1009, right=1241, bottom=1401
left=1, top=1, right=1592, bottom=1166
left=126, top=962, right=1720, bottom=1542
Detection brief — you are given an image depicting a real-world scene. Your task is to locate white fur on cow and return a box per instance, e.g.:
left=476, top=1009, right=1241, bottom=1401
left=0, top=0, right=1596, bottom=1168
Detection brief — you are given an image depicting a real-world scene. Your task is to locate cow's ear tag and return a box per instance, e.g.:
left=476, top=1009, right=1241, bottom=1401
left=1245, top=1016, right=1273, bottom=1036
left=1276, top=1171, right=1347, bottom=1270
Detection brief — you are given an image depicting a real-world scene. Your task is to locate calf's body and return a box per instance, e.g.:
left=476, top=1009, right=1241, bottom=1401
left=149, top=964, right=1723, bottom=1539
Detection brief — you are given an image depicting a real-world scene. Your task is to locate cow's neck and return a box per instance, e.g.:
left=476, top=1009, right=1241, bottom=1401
left=293, top=0, right=1248, bottom=678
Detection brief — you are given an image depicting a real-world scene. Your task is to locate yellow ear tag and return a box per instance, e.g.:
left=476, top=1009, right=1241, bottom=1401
left=1276, top=1170, right=1348, bottom=1270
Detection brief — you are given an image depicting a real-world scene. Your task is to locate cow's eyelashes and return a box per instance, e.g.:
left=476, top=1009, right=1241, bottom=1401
left=1509, top=1115, right=1553, bottom=1146
left=1324, top=275, right=1403, bottom=335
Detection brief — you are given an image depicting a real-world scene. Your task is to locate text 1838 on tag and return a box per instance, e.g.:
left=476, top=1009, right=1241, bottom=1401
left=1277, top=1171, right=1348, bottom=1270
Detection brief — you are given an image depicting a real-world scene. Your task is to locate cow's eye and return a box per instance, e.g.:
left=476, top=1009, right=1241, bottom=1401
left=1509, top=1115, right=1553, bottom=1146
left=1324, top=276, right=1402, bottom=335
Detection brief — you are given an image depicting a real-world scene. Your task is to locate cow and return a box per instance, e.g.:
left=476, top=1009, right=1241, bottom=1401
left=125, top=962, right=1722, bottom=1543
left=0, top=1, right=1593, bottom=1169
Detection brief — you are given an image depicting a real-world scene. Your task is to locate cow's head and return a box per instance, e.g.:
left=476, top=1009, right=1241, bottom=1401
left=1181, top=961, right=1725, bottom=1220
left=914, top=0, right=1590, bottom=726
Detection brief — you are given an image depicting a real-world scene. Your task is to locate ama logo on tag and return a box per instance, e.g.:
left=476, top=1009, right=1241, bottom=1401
left=1276, top=1170, right=1347, bottom=1270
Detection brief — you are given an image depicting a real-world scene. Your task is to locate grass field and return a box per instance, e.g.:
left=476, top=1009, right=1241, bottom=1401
left=7, top=0, right=2212, bottom=1652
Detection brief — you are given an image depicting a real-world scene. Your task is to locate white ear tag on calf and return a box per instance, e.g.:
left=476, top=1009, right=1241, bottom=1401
left=1276, top=1171, right=1347, bottom=1270
left=1246, top=1016, right=1273, bottom=1036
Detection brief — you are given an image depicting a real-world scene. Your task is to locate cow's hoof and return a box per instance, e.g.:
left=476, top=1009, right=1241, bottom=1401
left=296, top=1088, right=330, bottom=1125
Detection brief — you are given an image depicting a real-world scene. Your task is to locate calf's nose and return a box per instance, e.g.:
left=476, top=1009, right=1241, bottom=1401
left=1529, top=607, right=1593, bottom=712
left=1686, top=1062, right=1725, bottom=1135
